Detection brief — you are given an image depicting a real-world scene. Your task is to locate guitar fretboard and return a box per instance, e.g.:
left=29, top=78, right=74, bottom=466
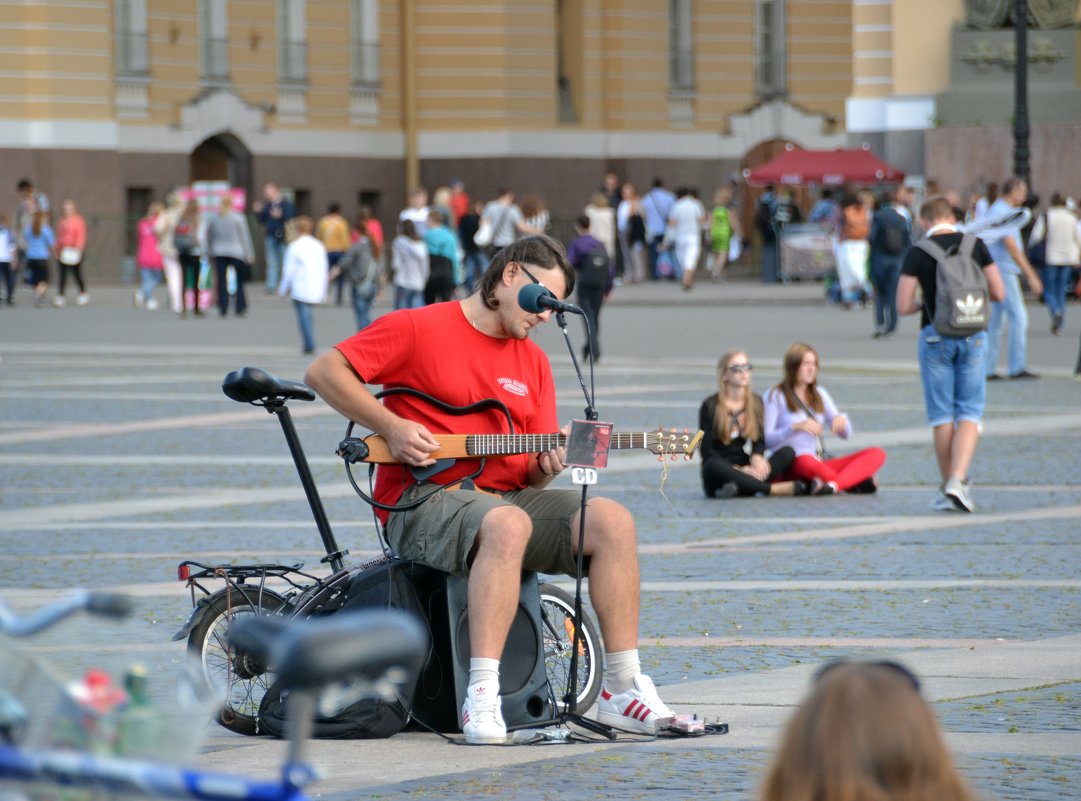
left=464, top=432, right=651, bottom=456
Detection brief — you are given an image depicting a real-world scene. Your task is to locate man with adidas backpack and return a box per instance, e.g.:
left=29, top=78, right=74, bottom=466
left=896, top=196, right=1004, bottom=513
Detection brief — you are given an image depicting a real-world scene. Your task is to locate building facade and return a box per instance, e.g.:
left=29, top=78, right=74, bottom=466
left=3, top=1, right=857, bottom=280
left=847, top=0, right=1081, bottom=202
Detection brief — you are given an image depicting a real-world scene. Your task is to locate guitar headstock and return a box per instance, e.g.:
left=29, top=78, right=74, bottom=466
left=646, top=428, right=704, bottom=460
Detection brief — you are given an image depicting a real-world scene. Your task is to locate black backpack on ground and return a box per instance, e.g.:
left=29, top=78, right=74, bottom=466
left=256, top=558, right=430, bottom=739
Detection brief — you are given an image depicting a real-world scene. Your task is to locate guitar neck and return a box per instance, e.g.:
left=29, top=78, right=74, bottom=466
left=464, top=432, right=646, bottom=457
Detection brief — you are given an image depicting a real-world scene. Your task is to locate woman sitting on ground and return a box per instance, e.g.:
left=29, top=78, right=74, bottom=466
left=763, top=342, right=885, bottom=495
left=698, top=350, right=808, bottom=499
left=760, top=660, right=975, bottom=801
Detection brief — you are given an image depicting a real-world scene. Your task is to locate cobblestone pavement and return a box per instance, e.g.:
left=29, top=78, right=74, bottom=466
left=1, top=282, right=1079, bottom=800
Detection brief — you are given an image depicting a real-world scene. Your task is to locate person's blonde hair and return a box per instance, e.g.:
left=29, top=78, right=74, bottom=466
left=760, top=661, right=974, bottom=801
left=713, top=186, right=733, bottom=207
left=293, top=215, right=313, bottom=236
left=775, top=342, right=822, bottom=414
left=715, top=350, right=761, bottom=444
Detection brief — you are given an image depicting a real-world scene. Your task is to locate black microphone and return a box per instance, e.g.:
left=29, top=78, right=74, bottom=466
left=518, top=283, right=583, bottom=315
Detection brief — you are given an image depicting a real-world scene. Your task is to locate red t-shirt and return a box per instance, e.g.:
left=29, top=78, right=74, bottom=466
left=336, top=301, right=559, bottom=514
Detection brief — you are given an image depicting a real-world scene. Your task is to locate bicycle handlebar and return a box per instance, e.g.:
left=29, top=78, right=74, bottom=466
left=0, top=590, right=133, bottom=637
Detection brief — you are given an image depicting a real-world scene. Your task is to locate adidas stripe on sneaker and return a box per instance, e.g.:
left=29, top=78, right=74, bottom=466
left=597, top=674, right=676, bottom=734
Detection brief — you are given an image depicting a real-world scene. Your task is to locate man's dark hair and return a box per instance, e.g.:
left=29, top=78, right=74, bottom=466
left=651, top=178, right=664, bottom=189
left=477, top=234, right=574, bottom=310
left=16, top=179, right=32, bottom=192
left=576, top=214, right=590, bottom=230
left=821, top=189, right=833, bottom=200
left=328, top=202, right=341, bottom=214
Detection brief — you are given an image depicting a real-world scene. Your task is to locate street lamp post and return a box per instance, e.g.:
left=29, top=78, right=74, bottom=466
left=1013, top=0, right=1031, bottom=188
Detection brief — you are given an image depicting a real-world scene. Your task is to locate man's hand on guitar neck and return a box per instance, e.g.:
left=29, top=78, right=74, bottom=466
left=530, top=424, right=568, bottom=487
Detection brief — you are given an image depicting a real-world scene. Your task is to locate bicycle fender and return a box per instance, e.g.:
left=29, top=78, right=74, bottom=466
left=171, top=587, right=289, bottom=642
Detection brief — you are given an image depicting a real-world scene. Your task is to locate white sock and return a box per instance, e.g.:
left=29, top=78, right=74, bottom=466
left=468, top=657, right=500, bottom=688
left=603, top=649, right=641, bottom=694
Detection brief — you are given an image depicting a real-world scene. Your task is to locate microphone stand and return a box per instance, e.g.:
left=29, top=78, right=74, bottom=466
left=543, top=310, right=614, bottom=739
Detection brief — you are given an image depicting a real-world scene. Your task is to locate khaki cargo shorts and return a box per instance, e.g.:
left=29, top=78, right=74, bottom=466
left=383, top=482, right=586, bottom=578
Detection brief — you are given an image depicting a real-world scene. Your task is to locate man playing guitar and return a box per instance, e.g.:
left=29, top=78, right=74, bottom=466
left=305, top=234, right=684, bottom=744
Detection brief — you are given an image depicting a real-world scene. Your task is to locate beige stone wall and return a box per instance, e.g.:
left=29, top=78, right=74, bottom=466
left=2, top=1, right=113, bottom=119
left=788, top=0, right=851, bottom=123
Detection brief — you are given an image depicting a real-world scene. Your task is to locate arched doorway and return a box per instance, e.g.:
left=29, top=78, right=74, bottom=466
left=190, top=132, right=252, bottom=199
left=739, top=138, right=805, bottom=238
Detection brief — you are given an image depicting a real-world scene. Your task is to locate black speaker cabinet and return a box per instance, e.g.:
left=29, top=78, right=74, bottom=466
left=409, top=566, right=553, bottom=732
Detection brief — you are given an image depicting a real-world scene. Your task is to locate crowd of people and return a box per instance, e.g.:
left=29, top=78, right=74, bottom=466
left=7, top=169, right=1036, bottom=790
left=1, top=178, right=90, bottom=308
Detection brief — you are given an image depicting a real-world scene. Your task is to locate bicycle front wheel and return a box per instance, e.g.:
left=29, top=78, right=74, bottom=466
left=187, top=589, right=287, bottom=736
left=538, top=583, right=603, bottom=714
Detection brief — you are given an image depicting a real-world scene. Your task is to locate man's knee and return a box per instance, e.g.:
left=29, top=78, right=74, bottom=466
left=474, top=505, right=532, bottom=560
left=577, top=498, right=637, bottom=553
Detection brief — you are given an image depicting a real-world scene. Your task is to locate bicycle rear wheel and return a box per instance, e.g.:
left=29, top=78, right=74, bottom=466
left=187, top=590, right=287, bottom=736
left=538, top=583, right=603, bottom=714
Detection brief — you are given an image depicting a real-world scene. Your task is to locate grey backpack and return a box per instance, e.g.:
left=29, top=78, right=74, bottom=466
left=915, top=234, right=989, bottom=337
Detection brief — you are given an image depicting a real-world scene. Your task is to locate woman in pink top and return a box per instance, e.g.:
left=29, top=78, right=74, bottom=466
left=135, top=202, right=166, bottom=310
left=763, top=342, right=885, bottom=495
left=53, top=199, right=89, bottom=306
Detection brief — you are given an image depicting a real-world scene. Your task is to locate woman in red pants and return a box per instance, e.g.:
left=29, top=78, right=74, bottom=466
left=763, top=342, right=885, bottom=495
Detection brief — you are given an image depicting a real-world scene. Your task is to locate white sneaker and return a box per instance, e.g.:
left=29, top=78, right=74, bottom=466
left=943, top=476, right=974, bottom=513
left=931, top=492, right=955, bottom=512
left=133, top=290, right=143, bottom=308
left=146, top=298, right=159, bottom=311
left=461, top=682, right=506, bottom=744
left=52, top=296, right=65, bottom=307
left=76, top=293, right=89, bottom=306
left=596, top=674, right=676, bottom=734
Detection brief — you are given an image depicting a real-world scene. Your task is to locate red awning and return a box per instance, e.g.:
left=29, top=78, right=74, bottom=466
left=745, top=147, right=905, bottom=187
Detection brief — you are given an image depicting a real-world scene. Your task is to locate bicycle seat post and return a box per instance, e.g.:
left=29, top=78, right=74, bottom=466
left=267, top=400, right=348, bottom=573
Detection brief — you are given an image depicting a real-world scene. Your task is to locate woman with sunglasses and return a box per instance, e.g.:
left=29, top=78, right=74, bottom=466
left=760, top=660, right=975, bottom=801
left=763, top=342, right=885, bottom=495
left=698, top=351, right=808, bottom=498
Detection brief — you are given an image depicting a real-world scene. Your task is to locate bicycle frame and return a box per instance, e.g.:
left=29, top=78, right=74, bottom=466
left=0, top=744, right=317, bottom=801
left=174, top=372, right=349, bottom=641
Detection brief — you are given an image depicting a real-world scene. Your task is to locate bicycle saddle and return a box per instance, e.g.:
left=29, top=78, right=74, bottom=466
left=223, top=366, right=316, bottom=404
left=228, top=609, right=427, bottom=692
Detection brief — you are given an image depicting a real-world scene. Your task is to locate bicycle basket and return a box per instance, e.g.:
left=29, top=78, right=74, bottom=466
left=0, top=637, right=214, bottom=764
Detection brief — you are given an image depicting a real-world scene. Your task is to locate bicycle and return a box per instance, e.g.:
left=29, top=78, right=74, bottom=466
left=174, top=366, right=607, bottom=737
left=0, top=590, right=427, bottom=800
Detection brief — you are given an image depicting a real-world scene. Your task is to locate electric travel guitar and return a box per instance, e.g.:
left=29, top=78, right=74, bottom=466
left=340, top=429, right=704, bottom=465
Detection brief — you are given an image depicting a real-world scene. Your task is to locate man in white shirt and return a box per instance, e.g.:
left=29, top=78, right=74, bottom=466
left=279, top=215, right=329, bottom=355
left=979, top=177, right=1043, bottom=380
left=398, top=188, right=430, bottom=237
left=666, top=188, right=706, bottom=290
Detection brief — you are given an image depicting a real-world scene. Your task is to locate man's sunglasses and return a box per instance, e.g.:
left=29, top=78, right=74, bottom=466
left=518, top=263, right=544, bottom=287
